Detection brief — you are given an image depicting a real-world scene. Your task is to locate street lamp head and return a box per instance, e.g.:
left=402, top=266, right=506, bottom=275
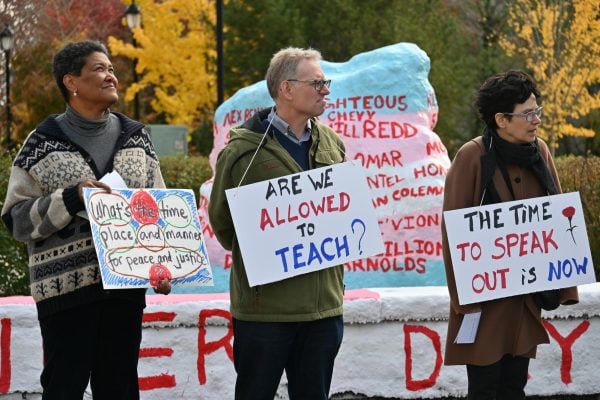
left=125, top=1, right=142, bottom=30
left=0, top=25, right=14, bottom=52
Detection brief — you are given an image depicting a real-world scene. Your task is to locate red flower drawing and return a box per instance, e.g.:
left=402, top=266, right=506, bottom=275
left=562, top=206, right=577, bottom=244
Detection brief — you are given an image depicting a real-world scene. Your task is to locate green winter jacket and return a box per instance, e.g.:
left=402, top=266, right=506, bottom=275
left=208, top=108, right=346, bottom=322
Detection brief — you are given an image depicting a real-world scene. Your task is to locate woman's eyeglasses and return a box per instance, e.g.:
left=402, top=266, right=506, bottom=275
left=504, top=106, right=543, bottom=122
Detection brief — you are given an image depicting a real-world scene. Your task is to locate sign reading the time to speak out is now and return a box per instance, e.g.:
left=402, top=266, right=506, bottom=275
left=444, top=192, right=595, bottom=305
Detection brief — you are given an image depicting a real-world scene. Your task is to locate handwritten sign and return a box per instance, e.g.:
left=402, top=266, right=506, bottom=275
left=84, top=188, right=213, bottom=289
left=444, top=192, right=595, bottom=305
left=225, top=162, right=384, bottom=286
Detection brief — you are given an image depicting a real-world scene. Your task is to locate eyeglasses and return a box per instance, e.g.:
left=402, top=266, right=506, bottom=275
left=287, top=79, right=331, bottom=91
left=504, top=106, right=543, bottom=122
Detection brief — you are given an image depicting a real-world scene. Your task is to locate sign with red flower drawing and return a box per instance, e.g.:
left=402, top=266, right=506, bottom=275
left=444, top=192, right=596, bottom=305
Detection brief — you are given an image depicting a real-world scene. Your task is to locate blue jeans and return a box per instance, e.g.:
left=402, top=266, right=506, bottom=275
left=232, top=316, right=344, bottom=400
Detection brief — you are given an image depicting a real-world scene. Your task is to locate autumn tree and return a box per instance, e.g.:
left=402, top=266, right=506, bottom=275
left=108, top=0, right=217, bottom=128
left=2, top=0, right=128, bottom=146
left=499, top=0, right=600, bottom=152
left=223, top=0, right=486, bottom=155
left=1, top=0, right=45, bottom=146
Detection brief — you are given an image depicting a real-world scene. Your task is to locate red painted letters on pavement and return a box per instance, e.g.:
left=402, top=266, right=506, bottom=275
left=543, top=320, right=590, bottom=384
left=197, top=309, right=234, bottom=385
left=0, top=307, right=595, bottom=395
left=403, top=324, right=442, bottom=391
left=139, top=312, right=177, bottom=390
left=0, top=319, right=11, bottom=393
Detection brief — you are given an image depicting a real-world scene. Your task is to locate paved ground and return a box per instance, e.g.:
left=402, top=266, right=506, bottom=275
left=331, top=394, right=600, bottom=400
left=2, top=393, right=598, bottom=399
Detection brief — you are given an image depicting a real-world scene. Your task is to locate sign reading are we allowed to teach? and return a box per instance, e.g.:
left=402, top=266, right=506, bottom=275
left=226, top=162, right=385, bottom=287
left=84, top=188, right=213, bottom=289
left=444, top=192, right=596, bottom=305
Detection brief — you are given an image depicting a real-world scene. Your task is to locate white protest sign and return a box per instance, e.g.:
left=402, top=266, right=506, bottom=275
left=84, top=188, right=214, bottom=289
left=444, top=192, right=595, bottom=305
left=226, top=162, right=384, bottom=287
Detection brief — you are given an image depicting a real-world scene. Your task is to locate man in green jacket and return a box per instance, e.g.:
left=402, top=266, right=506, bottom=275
left=209, top=47, right=346, bottom=400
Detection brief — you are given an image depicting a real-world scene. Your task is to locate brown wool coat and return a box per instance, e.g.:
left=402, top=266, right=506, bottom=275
left=442, top=136, right=579, bottom=366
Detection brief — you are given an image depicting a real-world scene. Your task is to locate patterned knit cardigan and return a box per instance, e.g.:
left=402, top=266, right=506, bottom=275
left=1, top=112, right=165, bottom=319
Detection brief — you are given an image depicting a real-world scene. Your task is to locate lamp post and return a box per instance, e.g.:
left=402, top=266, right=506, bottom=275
left=216, top=0, right=224, bottom=106
left=0, top=25, right=14, bottom=149
left=125, top=1, right=141, bottom=121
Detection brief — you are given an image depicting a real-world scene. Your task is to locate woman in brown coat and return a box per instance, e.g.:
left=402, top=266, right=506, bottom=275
left=442, top=70, right=578, bottom=399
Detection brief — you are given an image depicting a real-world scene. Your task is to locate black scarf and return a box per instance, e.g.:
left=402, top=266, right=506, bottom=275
left=480, top=126, right=558, bottom=205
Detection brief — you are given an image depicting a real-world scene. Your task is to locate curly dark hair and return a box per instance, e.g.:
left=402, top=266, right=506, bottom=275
left=52, top=40, right=109, bottom=101
left=474, top=70, right=541, bottom=129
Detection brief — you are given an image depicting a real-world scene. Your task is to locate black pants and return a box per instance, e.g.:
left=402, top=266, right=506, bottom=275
left=39, top=298, right=144, bottom=400
left=232, top=316, right=344, bottom=400
left=466, top=354, right=530, bottom=400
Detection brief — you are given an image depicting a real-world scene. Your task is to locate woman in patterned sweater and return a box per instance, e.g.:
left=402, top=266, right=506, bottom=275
left=2, top=40, right=169, bottom=399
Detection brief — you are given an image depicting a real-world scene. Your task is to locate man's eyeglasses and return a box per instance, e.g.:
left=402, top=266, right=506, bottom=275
left=503, top=106, right=543, bottom=122
left=287, top=79, right=331, bottom=91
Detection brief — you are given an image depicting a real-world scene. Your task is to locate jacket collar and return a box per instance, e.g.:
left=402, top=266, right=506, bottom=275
left=241, top=107, right=318, bottom=138
left=241, top=107, right=272, bottom=132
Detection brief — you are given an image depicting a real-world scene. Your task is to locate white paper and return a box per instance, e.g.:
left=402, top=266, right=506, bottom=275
left=77, top=171, right=128, bottom=219
left=99, top=170, right=128, bottom=188
left=454, top=311, right=481, bottom=344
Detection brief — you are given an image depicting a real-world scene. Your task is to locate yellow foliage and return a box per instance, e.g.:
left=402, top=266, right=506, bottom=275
left=498, top=0, right=600, bottom=150
left=556, top=123, right=597, bottom=139
left=108, top=0, right=216, bottom=128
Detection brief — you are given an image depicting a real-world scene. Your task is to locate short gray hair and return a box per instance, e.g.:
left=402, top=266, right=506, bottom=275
left=265, top=47, right=322, bottom=100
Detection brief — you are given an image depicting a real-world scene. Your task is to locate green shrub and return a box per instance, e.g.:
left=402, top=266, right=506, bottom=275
left=189, top=120, right=214, bottom=156
left=159, top=155, right=214, bottom=204
left=0, top=152, right=29, bottom=296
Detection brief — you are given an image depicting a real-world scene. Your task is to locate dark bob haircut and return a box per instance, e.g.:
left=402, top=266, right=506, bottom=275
left=474, top=70, right=541, bottom=129
left=52, top=40, right=109, bottom=101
